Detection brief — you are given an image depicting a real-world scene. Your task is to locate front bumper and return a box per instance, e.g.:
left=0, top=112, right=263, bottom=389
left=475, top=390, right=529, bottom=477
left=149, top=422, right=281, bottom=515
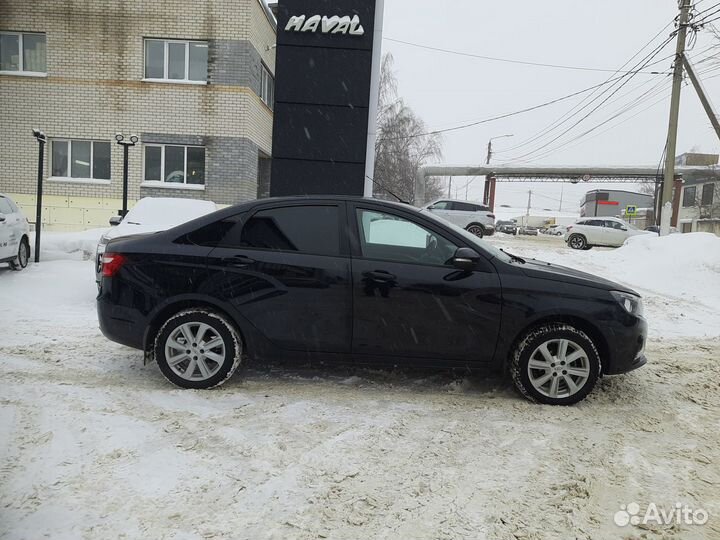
left=604, top=315, right=648, bottom=375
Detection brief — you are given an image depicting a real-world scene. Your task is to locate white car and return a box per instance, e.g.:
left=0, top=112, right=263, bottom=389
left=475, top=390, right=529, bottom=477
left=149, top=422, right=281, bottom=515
left=0, top=193, right=31, bottom=271
left=421, top=199, right=495, bottom=237
left=564, top=217, right=649, bottom=250
left=96, top=197, right=218, bottom=280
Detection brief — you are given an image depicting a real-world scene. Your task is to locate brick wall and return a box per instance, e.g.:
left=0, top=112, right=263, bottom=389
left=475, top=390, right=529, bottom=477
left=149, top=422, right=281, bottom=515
left=0, top=0, right=275, bottom=227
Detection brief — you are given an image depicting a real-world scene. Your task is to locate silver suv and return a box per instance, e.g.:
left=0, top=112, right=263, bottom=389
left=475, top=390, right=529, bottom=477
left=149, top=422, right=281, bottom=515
left=421, top=199, right=495, bottom=237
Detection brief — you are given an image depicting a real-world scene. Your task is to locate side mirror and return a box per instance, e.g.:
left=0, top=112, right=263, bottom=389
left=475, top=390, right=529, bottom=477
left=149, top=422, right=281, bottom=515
left=451, top=247, right=481, bottom=272
left=427, top=205, right=438, bottom=210
left=109, top=216, right=122, bottom=226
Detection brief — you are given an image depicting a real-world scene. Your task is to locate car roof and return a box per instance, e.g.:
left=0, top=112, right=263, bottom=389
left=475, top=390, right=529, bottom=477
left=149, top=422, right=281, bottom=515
left=430, top=198, right=487, bottom=204
left=227, top=195, right=419, bottom=212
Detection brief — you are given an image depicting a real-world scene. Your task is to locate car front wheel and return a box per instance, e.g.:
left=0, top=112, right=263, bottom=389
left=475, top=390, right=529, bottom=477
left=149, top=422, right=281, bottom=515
left=567, top=234, right=587, bottom=250
left=510, top=323, right=601, bottom=405
left=9, top=238, right=29, bottom=271
left=466, top=224, right=484, bottom=238
left=154, top=309, right=243, bottom=389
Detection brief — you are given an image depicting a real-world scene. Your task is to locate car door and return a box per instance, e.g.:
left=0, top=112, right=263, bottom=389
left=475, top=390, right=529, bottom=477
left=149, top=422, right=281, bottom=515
left=0, top=196, right=18, bottom=259
left=450, top=201, right=482, bottom=228
left=582, top=219, right=605, bottom=245
left=425, top=200, right=457, bottom=224
left=349, top=203, right=502, bottom=363
left=204, top=202, right=352, bottom=354
left=603, top=220, right=627, bottom=246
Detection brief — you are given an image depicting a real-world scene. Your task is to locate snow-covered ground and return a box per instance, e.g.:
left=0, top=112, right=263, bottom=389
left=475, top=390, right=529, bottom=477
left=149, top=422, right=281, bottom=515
left=1, top=231, right=719, bottom=539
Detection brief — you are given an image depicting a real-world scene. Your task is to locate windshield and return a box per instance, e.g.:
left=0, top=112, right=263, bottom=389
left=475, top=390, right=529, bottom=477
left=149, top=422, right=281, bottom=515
left=420, top=209, right=512, bottom=262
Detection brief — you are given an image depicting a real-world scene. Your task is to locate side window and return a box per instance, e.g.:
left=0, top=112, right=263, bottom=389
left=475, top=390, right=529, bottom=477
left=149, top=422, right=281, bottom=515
left=239, top=205, right=340, bottom=256
left=356, top=209, right=458, bottom=266
left=587, top=220, right=604, bottom=227
left=431, top=201, right=452, bottom=210
left=184, top=214, right=244, bottom=247
left=606, top=220, right=624, bottom=230
left=451, top=202, right=476, bottom=212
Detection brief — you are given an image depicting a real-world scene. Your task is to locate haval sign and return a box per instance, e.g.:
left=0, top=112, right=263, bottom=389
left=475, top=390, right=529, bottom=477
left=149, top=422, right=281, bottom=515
left=285, top=14, right=365, bottom=36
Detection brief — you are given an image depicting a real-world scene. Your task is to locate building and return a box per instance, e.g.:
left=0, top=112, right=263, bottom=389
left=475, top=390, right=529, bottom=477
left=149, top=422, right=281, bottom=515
left=678, top=177, right=720, bottom=235
left=580, top=189, right=654, bottom=219
left=0, top=0, right=276, bottom=231
left=675, top=152, right=719, bottom=167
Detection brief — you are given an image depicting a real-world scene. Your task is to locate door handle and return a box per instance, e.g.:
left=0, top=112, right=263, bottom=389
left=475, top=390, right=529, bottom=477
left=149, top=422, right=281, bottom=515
left=221, top=255, right=255, bottom=267
left=364, top=270, right=396, bottom=283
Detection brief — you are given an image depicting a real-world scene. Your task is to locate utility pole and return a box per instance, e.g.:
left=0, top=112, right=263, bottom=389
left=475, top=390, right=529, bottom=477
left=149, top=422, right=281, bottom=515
left=682, top=54, right=720, bottom=143
left=448, top=176, right=453, bottom=198
left=559, top=183, right=564, bottom=212
left=31, top=129, right=47, bottom=263
left=526, top=190, right=532, bottom=218
left=661, top=0, right=692, bottom=234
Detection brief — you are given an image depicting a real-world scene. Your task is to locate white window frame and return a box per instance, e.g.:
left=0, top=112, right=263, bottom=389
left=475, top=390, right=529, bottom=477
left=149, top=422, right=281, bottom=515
left=142, top=38, right=208, bottom=84
left=260, top=63, right=274, bottom=108
left=141, top=143, right=206, bottom=191
left=49, top=139, right=111, bottom=184
left=0, top=31, right=47, bottom=76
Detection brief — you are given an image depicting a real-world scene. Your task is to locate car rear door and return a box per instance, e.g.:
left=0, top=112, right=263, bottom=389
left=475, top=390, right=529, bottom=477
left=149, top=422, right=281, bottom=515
left=205, top=202, right=352, bottom=354
left=348, top=202, right=502, bottom=363
left=603, top=220, right=628, bottom=246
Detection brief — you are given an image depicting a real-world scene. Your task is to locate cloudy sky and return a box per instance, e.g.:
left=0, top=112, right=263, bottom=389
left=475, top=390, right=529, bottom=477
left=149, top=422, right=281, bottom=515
left=379, top=0, right=720, bottom=210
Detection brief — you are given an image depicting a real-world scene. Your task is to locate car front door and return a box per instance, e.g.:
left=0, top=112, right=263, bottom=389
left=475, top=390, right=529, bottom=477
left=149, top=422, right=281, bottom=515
left=204, top=202, right=352, bottom=354
left=349, top=204, right=502, bottom=363
left=425, top=200, right=457, bottom=224
left=0, top=196, right=18, bottom=260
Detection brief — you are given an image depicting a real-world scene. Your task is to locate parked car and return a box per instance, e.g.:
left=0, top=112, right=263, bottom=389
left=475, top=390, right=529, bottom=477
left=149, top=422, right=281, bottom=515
left=97, top=196, right=648, bottom=405
left=96, top=198, right=218, bottom=281
left=421, top=199, right=495, bottom=237
left=496, top=220, right=518, bottom=235
left=564, top=217, right=650, bottom=250
left=0, top=193, right=31, bottom=271
left=545, top=225, right=566, bottom=236
left=519, top=226, right=539, bottom=236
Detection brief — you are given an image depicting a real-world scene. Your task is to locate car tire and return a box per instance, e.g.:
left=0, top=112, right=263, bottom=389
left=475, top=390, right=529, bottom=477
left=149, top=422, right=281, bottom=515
left=510, top=323, right=601, bottom=405
left=9, top=238, right=30, bottom=271
left=582, top=245, right=593, bottom=251
left=466, top=224, right=484, bottom=238
left=567, top=234, right=587, bottom=250
left=154, top=309, right=243, bottom=389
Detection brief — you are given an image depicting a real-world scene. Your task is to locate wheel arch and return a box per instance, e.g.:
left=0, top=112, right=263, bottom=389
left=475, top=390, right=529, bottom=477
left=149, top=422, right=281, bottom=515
left=506, top=314, right=610, bottom=374
left=143, top=297, right=253, bottom=357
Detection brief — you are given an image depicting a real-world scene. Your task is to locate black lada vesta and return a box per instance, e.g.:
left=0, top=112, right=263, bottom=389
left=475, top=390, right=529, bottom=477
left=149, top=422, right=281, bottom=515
left=97, top=197, right=647, bottom=405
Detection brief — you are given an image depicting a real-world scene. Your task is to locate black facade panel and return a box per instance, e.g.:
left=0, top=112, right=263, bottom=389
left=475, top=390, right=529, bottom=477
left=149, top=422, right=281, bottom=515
left=274, top=46, right=372, bottom=107
left=272, top=103, right=369, bottom=163
left=272, top=159, right=366, bottom=196
left=271, top=0, right=378, bottom=197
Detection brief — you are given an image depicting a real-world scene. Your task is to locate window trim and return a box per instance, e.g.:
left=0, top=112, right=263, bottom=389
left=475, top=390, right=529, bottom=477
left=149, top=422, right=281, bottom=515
left=141, top=143, right=206, bottom=189
left=682, top=186, right=697, bottom=208
left=49, top=138, right=111, bottom=183
left=142, top=38, right=208, bottom=84
left=701, top=183, right=714, bottom=206
left=0, top=31, right=47, bottom=76
left=260, top=63, right=274, bottom=108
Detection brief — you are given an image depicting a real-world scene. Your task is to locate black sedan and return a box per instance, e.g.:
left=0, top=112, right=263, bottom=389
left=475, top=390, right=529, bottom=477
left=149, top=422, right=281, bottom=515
left=97, top=197, right=647, bottom=405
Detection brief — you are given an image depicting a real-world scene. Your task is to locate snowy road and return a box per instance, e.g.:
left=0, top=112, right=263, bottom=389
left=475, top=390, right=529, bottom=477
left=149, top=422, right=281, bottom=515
left=1, top=233, right=719, bottom=539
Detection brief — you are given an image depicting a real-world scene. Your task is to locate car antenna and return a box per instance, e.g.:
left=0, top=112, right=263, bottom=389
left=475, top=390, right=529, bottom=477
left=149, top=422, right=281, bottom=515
left=365, top=175, right=411, bottom=205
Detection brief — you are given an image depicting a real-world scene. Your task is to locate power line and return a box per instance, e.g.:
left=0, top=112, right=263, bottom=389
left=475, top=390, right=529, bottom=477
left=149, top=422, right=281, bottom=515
left=383, top=37, right=671, bottom=74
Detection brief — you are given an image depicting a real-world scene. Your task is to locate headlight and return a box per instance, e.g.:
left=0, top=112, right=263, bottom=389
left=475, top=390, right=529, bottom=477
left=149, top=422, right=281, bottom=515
left=611, top=291, right=644, bottom=317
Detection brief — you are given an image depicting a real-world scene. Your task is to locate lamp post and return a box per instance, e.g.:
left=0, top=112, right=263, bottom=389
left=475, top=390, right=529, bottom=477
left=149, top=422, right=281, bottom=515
left=484, top=134, right=513, bottom=208
left=115, top=133, right=139, bottom=217
left=486, top=134, right=514, bottom=165
left=31, top=129, right=47, bottom=263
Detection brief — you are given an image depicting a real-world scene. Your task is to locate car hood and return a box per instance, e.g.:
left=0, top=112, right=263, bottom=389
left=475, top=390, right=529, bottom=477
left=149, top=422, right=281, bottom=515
left=520, top=258, right=637, bottom=294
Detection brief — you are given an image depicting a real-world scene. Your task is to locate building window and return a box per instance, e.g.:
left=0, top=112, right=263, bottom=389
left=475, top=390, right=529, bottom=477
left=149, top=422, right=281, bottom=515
left=51, top=140, right=111, bottom=180
left=144, top=144, right=205, bottom=185
left=0, top=32, right=46, bottom=74
left=701, top=183, right=714, bottom=206
left=682, top=186, right=697, bottom=208
left=144, top=39, right=207, bottom=82
left=261, top=64, right=274, bottom=108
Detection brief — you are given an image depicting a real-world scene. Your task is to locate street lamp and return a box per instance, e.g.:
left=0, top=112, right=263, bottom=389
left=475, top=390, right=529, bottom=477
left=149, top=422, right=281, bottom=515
left=115, top=133, right=139, bottom=217
left=31, top=129, right=47, bottom=263
left=486, top=134, right=514, bottom=164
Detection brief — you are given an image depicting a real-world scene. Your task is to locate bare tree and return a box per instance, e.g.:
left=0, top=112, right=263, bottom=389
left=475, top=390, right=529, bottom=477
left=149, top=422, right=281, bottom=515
left=373, top=54, right=444, bottom=204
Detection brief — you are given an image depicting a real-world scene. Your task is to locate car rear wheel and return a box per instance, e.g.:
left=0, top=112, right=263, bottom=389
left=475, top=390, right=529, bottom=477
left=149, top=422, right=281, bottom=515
left=568, top=234, right=587, bottom=250
left=510, top=323, right=601, bottom=405
left=154, top=309, right=243, bottom=389
left=9, top=239, right=29, bottom=271
left=466, top=224, right=484, bottom=238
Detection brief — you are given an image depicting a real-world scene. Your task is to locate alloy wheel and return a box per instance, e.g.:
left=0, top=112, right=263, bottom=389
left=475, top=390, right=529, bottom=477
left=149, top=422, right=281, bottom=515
left=18, top=242, right=28, bottom=267
left=467, top=225, right=484, bottom=237
left=164, top=322, right=226, bottom=381
left=527, top=338, right=591, bottom=399
left=569, top=235, right=585, bottom=249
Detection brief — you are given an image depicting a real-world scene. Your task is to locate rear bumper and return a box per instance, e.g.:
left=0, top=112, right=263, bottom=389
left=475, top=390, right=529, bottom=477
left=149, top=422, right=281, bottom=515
left=97, top=293, right=145, bottom=350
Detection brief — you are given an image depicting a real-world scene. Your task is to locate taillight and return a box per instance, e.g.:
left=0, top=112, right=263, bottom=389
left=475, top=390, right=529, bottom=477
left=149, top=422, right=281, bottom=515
left=102, top=253, right=126, bottom=277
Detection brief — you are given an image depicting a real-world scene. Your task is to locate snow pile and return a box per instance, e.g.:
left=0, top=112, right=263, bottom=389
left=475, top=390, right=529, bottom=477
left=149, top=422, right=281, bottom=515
left=32, top=228, right=107, bottom=261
